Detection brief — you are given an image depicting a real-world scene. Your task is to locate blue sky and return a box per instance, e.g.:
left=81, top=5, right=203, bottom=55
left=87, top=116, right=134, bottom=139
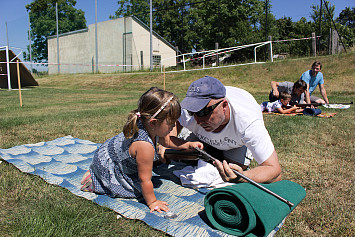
left=0, top=0, right=353, bottom=56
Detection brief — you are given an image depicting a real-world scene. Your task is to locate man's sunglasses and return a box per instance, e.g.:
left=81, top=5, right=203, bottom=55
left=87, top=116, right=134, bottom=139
left=188, top=100, right=223, bottom=117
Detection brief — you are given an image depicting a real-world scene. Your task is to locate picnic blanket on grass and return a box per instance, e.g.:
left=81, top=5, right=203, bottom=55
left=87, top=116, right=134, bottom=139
left=322, top=104, right=351, bottom=109
left=262, top=111, right=336, bottom=118
left=0, top=136, right=300, bottom=237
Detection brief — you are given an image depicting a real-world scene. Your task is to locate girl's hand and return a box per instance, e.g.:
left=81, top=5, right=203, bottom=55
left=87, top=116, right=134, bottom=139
left=157, top=144, right=170, bottom=164
left=148, top=200, right=169, bottom=213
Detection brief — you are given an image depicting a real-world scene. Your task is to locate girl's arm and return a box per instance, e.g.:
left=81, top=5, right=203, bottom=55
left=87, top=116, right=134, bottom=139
left=276, top=106, right=299, bottom=114
left=159, top=121, right=203, bottom=151
left=130, top=141, right=169, bottom=213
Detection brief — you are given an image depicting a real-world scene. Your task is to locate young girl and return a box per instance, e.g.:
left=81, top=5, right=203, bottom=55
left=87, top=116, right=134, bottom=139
left=80, top=87, right=202, bottom=213
left=260, top=92, right=303, bottom=114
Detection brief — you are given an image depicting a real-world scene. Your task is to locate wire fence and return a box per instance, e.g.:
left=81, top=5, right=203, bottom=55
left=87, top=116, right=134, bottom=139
left=1, top=34, right=319, bottom=85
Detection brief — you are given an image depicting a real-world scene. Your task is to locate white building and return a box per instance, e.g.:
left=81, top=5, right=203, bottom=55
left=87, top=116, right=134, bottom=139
left=48, top=16, right=177, bottom=74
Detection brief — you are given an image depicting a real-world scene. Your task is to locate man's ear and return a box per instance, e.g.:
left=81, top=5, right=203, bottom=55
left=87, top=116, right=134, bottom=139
left=222, top=99, right=228, bottom=110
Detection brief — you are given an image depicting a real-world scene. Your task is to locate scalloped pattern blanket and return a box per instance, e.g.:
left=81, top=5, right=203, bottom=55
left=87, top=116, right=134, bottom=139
left=0, top=136, right=284, bottom=237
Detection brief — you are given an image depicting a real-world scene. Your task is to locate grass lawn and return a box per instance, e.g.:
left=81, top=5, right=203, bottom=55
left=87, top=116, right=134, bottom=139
left=0, top=53, right=354, bottom=236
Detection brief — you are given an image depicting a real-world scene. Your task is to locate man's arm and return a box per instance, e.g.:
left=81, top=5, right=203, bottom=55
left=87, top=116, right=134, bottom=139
left=270, top=81, right=280, bottom=98
left=305, top=83, right=311, bottom=104
left=319, top=84, right=329, bottom=104
left=214, top=150, right=281, bottom=184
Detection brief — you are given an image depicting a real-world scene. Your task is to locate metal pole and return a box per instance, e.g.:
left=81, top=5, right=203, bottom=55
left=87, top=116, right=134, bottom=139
left=217, top=0, right=220, bottom=46
left=56, top=2, right=60, bottom=73
left=150, top=0, right=153, bottom=71
left=318, top=0, right=322, bottom=53
left=215, top=42, right=219, bottom=67
left=5, top=22, right=11, bottom=90
left=28, top=14, right=33, bottom=74
left=269, top=36, right=273, bottom=62
left=254, top=46, right=257, bottom=63
left=265, top=0, right=268, bottom=60
left=95, top=0, right=99, bottom=73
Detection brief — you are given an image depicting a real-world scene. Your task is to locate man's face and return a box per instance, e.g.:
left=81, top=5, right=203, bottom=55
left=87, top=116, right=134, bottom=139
left=294, top=87, right=305, bottom=96
left=192, top=99, right=227, bottom=132
left=312, top=65, right=321, bottom=76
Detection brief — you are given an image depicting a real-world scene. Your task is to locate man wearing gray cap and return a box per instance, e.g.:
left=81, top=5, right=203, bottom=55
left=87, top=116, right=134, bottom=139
left=168, top=76, right=281, bottom=184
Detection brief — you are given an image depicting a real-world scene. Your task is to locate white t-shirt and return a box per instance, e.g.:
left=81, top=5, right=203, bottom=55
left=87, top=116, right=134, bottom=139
left=178, top=86, right=274, bottom=164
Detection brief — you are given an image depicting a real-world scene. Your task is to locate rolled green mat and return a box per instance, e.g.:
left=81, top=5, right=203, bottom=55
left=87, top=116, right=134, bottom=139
left=204, top=180, right=306, bottom=236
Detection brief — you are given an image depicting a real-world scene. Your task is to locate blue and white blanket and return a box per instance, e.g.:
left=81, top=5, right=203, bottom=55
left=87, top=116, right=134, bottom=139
left=0, top=136, right=283, bottom=237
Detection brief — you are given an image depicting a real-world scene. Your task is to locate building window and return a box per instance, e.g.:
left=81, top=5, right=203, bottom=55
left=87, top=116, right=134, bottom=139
left=153, top=55, right=161, bottom=66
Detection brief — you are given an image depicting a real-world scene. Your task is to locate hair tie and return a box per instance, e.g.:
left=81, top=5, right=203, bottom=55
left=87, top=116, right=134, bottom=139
left=135, top=112, right=141, bottom=118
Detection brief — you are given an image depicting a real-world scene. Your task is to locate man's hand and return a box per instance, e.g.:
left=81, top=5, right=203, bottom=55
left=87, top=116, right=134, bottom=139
left=214, top=160, right=244, bottom=183
left=272, top=89, right=279, bottom=98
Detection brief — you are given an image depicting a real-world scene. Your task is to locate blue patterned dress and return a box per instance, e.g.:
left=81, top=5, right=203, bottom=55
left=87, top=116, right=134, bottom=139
left=89, top=121, right=159, bottom=198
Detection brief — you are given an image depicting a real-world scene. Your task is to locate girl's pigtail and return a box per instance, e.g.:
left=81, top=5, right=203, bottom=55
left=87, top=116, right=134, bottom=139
left=123, top=109, right=140, bottom=139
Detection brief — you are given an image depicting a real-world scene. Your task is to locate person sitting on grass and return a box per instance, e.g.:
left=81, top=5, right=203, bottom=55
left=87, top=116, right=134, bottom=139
left=260, top=92, right=303, bottom=114
left=80, top=87, right=202, bottom=213
left=300, top=61, right=330, bottom=104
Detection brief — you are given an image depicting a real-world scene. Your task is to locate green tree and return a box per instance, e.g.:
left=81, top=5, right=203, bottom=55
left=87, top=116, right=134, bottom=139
left=271, top=16, right=316, bottom=57
left=153, top=0, right=190, bottom=54
left=311, top=0, right=335, bottom=53
left=111, top=0, right=268, bottom=54
left=111, top=0, right=194, bottom=53
left=189, top=0, right=266, bottom=50
left=25, top=0, right=86, bottom=63
left=110, top=0, right=150, bottom=23
left=337, top=7, right=355, bottom=28
left=336, top=7, right=355, bottom=48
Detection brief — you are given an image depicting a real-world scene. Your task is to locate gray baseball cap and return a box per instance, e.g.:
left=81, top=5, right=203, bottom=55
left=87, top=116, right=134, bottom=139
left=181, top=76, right=226, bottom=112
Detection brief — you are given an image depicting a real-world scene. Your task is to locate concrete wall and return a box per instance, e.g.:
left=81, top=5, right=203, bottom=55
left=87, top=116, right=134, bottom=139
left=48, top=16, right=176, bottom=74
left=131, top=19, right=176, bottom=69
left=48, top=29, right=91, bottom=74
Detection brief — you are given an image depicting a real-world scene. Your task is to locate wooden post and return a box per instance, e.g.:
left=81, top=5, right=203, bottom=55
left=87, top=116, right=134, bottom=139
left=312, top=32, right=316, bottom=57
left=163, top=65, right=166, bottom=90
left=17, top=59, right=23, bottom=107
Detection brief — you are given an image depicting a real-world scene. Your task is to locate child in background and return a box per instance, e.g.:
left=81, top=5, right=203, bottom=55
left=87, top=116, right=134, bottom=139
left=260, top=92, right=303, bottom=114
left=80, top=87, right=203, bottom=213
